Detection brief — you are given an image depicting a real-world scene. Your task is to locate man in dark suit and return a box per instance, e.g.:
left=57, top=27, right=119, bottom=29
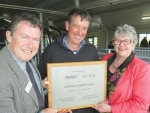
left=0, top=12, right=59, bottom=113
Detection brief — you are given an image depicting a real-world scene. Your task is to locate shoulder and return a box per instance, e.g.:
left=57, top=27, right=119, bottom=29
left=131, top=56, right=149, bottom=67
left=85, top=44, right=97, bottom=50
left=84, top=40, right=97, bottom=52
left=127, top=55, right=150, bottom=78
left=0, top=47, right=10, bottom=65
left=44, top=35, right=65, bottom=52
left=42, top=41, right=58, bottom=54
left=101, top=53, right=114, bottom=60
left=0, top=55, right=13, bottom=85
left=46, top=41, right=58, bottom=48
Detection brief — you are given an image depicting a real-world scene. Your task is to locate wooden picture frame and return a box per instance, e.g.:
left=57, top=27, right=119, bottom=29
left=47, top=61, right=107, bottom=111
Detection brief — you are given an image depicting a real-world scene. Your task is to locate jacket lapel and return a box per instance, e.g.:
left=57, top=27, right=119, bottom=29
left=116, top=56, right=136, bottom=87
left=1, top=46, right=39, bottom=107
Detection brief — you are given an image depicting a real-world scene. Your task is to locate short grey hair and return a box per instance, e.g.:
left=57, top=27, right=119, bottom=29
left=113, top=24, right=138, bottom=46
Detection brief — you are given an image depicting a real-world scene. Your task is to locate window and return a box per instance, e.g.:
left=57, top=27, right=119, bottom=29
left=139, top=34, right=150, bottom=47
left=87, top=36, right=98, bottom=48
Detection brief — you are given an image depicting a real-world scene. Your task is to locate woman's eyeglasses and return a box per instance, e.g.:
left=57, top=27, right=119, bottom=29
left=113, top=39, right=132, bottom=45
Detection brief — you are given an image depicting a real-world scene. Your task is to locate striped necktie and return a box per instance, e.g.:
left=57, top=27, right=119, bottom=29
left=26, top=62, right=44, bottom=112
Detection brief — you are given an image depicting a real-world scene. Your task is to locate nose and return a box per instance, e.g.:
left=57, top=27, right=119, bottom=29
left=77, top=28, right=82, bottom=35
left=119, top=41, right=124, bottom=46
left=27, top=39, right=33, bottom=48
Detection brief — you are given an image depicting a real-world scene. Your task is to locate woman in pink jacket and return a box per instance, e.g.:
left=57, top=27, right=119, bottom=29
left=93, top=24, right=150, bottom=113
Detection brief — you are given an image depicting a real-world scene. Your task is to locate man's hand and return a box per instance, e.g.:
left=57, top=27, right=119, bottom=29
left=42, top=108, right=57, bottom=113
left=58, top=109, right=72, bottom=113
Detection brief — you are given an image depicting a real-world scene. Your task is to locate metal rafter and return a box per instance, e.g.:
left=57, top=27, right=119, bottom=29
left=0, top=16, right=10, bottom=19
left=2, top=0, right=15, bottom=4
left=59, top=0, right=133, bottom=12
left=34, top=0, right=63, bottom=8
left=0, top=3, right=67, bottom=15
left=57, top=0, right=133, bottom=30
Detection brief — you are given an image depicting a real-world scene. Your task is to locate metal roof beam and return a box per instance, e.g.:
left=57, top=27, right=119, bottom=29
left=58, top=0, right=133, bottom=29
left=60, top=0, right=133, bottom=12
left=34, top=0, right=63, bottom=8
left=1, top=0, right=16, bottom=4
left=0, top=16, right=10, bottom=19
left=89, top=10, right=116, bottom=30
left=0, top=3, right=67, bottom=15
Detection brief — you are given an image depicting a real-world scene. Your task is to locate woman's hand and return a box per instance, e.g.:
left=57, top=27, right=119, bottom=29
left=92, top=103, right=111, bottom=113
left=42, top=77, right=49, bottom=89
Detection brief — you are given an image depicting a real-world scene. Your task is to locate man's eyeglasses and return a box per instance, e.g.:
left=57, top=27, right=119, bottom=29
left=113, top=39, right=132, bottom=45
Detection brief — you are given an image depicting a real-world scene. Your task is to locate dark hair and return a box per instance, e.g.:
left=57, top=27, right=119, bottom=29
left=67, top=8, right=91, bottom=23
left=9, top=12, right=43, bottom=37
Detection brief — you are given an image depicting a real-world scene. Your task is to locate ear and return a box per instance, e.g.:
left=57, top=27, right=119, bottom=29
left=65, top=21, right=69, bottom=31
left=112, top=42, right=115, bottom=46
left=6, top=31, right=13, bottom=43
left=132, top=43, right=135, bottom=50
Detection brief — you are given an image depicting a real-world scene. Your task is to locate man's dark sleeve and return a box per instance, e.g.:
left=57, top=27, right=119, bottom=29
left=38, top=49, right=48, bottom=80
left=94, top=48, right=99, bottom=61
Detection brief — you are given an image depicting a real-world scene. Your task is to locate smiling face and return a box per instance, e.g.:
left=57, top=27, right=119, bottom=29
left=114, top=34, right=135, bottom=59
left=65, top=15, right=89, bottom=49
left=6, top=21, right=41, bottom=62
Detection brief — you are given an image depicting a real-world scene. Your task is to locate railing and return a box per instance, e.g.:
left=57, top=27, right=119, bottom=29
left=134, top=47, right=150, bottom=63
left=97, top=47, right=150, bottom=63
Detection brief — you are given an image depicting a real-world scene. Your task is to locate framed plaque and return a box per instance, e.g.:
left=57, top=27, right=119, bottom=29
left=47, top=61, right=107, bottom=111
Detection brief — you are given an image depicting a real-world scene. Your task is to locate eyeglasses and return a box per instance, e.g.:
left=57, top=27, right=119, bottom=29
left=113, top=39, right=132, bottom=45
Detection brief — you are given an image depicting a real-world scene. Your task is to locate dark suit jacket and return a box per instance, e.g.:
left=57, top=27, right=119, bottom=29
left=0, top=46, right=44, bottom=113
